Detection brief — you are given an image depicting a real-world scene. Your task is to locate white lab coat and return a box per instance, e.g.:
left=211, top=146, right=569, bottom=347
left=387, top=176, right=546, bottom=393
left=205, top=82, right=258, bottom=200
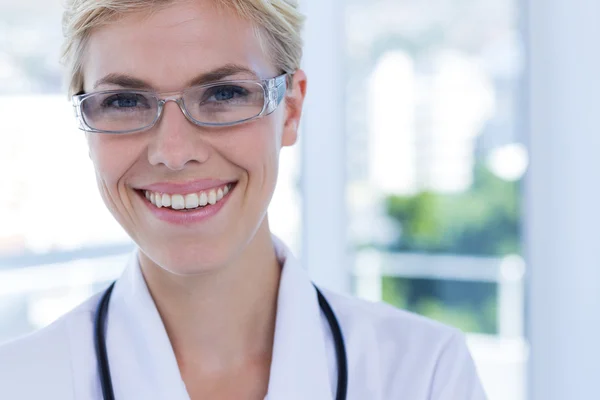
left=0, top=237, right=487, bottom=399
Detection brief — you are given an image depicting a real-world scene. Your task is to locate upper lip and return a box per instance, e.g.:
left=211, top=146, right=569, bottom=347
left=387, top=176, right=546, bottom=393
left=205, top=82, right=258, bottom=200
left=138, top=179, right=236, bottom=195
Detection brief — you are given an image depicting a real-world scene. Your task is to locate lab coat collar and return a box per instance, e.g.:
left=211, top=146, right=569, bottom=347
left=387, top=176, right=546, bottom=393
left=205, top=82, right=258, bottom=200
left=108, top=252, right=190, bottom=400
left=267, top=236, right=334, bottom=400
left=107, top=236, right=334, bottom=400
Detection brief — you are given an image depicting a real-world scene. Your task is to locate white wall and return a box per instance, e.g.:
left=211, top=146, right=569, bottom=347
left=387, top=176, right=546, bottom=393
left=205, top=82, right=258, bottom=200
left=526, top=0, right=600, bottom=398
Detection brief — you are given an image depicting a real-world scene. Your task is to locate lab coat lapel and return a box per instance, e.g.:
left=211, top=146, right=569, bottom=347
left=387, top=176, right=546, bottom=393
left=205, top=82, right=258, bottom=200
left=106, top=252, right=191, bottom=400
left=267, top=238, right=335, bottom=400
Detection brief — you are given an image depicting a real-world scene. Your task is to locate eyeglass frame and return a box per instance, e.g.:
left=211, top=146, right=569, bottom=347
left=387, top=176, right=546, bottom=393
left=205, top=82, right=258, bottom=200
left=71, top=73, right=289, bottom=135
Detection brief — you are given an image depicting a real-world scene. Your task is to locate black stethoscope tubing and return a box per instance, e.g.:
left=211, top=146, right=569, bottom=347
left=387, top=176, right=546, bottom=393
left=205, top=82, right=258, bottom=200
left=94, top=281, right=348, bottom=400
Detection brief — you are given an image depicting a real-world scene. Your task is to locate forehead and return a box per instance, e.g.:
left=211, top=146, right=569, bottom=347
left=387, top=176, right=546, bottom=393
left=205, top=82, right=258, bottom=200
left=83, top=1, right=276, bottom=92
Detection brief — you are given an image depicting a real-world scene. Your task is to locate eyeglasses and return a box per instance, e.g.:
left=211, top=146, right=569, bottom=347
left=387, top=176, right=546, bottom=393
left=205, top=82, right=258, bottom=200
left=72, top=73, right=288, bottom=134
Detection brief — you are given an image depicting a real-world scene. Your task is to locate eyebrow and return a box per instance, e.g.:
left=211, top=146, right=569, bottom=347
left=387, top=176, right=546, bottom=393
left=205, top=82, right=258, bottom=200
left=92, top=64, right=260, bottom=91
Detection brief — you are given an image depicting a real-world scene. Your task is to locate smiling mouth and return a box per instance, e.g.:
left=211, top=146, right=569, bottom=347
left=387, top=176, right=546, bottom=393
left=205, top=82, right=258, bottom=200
left=137, top=183, right=235, bottom=211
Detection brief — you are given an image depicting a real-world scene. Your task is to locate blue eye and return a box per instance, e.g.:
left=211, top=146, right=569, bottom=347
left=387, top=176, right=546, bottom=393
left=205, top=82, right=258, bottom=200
left=114, top=98, right=136, bottom=107
left=102, top=93, right=149, bottom=109
left=206, top=85, right=248, bottom=102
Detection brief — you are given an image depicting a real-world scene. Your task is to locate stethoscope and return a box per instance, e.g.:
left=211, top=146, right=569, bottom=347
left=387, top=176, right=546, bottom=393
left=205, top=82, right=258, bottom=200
left=94, top=281, right=348, bottom=400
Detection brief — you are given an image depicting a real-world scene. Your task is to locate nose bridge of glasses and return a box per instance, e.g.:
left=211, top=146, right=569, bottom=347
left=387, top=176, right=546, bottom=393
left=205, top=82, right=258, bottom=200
left=157, top=96, right=188, bottom=118
left=162, top=93, right=183, bottom=102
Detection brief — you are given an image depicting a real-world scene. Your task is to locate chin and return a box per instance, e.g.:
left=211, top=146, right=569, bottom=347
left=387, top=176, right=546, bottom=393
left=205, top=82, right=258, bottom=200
left=139, top=240, right=236, bottom=276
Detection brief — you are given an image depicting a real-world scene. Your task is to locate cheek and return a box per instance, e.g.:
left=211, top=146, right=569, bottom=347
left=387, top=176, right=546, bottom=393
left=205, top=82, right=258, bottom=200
left=87, top=134, right=145, bottom=228
left=86, top=134, right=146, bottom=240
left=229, top=121, right=281, bottom=183
left=87, top=134, right=140, bottom=188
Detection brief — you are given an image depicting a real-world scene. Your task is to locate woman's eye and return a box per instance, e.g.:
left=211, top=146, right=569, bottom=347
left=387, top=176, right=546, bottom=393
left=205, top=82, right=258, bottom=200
left=102, top=93, right=148, bottom=108
left=206, top=85, right=248, bottom=102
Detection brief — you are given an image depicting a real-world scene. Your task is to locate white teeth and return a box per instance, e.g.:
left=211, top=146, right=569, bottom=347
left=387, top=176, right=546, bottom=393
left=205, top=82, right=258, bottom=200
left=171, top=194, right=185, bottom=210
left=199, top=192, right=208, bottom=206
left=144, top=183, right=233, bottom=211
left=185, top=193, right=199, bottom=209
left=208, top=190, right=217, bottom=205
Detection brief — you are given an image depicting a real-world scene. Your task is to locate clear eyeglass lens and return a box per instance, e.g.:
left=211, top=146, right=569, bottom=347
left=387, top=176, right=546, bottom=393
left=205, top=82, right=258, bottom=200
left=80, top=82, right=267, bottom=133
left=81, top=91, right=159, bottom=133
left=183, top=82, right=265, bottom=125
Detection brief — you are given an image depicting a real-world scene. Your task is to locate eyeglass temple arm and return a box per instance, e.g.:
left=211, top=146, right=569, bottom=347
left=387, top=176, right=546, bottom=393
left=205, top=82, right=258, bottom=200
left=265, top=74, right=288, bottom=114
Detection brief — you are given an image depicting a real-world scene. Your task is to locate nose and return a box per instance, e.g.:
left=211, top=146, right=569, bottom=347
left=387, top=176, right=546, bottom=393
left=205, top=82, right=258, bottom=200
left=147, top=100, right=211, bottom=170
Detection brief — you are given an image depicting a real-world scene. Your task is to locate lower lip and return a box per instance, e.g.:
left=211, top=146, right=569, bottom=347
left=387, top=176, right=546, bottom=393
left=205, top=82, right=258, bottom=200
left=137, top=185, right=235, bottom=225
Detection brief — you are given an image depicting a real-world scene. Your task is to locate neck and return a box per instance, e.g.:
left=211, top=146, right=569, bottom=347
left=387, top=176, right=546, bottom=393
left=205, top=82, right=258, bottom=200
left=139, top=221, right=281, bottom=374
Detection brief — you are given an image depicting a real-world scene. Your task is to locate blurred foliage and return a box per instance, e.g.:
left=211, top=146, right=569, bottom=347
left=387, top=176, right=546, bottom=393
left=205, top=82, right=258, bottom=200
left=380, top=163, right=520, bottom=333
left=385, top=163, right=521, bottom=256
left=382, top=276, right=498, bottom=334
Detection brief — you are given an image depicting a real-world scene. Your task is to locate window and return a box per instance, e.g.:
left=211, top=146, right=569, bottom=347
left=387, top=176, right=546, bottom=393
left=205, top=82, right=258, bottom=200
left=344, top=0, right=527, bottom=398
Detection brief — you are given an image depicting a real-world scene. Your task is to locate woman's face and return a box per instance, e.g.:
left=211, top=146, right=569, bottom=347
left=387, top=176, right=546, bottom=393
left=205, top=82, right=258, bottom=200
left=82, top=1, right=305, bottom=274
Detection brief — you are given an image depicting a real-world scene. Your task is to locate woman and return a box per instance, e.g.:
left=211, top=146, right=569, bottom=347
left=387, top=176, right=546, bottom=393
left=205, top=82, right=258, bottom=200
left=0, top=0, right=486, bottom=399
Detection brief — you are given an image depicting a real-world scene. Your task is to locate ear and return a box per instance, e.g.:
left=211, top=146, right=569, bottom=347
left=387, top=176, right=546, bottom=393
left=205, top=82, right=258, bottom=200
left=281, top=69, right=307, bottom=147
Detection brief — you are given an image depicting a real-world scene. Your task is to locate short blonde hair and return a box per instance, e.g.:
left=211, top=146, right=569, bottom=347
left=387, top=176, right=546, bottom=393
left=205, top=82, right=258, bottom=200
left=61, top=0, right=305, bottom=96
